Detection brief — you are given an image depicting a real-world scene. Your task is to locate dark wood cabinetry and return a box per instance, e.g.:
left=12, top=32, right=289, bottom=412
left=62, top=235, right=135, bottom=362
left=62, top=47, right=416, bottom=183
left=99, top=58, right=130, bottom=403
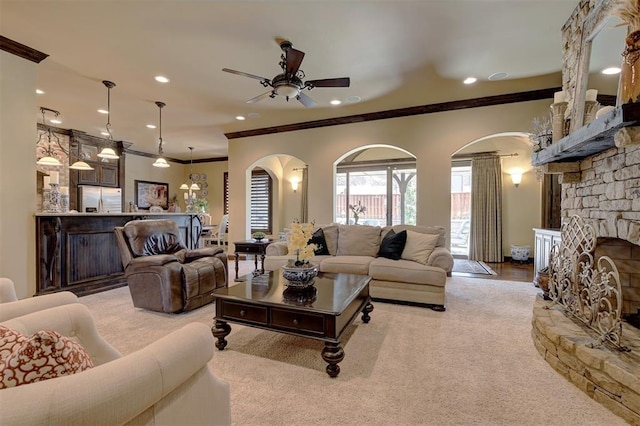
left=35, top=213, right=202, bottom=296
left=67, top=130, right=130, bottom=210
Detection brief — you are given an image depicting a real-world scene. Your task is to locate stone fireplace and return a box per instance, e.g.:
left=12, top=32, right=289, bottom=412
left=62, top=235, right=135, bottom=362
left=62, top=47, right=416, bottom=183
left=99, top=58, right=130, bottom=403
left=561, top=139, right=640, bottom=320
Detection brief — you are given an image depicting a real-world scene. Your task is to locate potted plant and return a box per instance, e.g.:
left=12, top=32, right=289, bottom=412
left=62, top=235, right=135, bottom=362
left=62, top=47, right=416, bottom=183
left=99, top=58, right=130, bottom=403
left=192, top=196, right=209, bottom=213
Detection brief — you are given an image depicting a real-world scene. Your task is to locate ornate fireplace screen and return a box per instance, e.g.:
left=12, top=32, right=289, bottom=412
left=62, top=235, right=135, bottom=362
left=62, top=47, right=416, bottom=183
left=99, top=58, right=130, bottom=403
left=547, top=215, right=627, bottom=350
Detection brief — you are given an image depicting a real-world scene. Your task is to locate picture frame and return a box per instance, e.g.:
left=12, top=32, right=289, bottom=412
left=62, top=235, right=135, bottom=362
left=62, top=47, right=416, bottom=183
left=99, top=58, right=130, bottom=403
left=134, top=180, right=169, bottom=210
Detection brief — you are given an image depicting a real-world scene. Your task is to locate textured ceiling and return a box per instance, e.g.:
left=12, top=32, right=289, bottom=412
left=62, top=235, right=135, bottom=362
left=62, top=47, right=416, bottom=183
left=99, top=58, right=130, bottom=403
left=1, top=0, right=625, bottom=160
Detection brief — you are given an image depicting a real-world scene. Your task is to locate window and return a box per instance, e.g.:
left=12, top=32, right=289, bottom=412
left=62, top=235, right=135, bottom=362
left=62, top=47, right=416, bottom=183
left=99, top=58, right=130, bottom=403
left=336, top=159, right=416, bottom=226
left=250, top=168, right=272, bottom=233
left=223, top=172, right=229, bottom=215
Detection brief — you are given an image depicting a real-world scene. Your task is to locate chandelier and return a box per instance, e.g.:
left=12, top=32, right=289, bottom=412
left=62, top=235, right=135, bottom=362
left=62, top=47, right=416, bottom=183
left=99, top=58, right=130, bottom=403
left=36, top=107, right=93, bottom=170
left=97, top=80, right=119, bottom=160
left=152, top=101, right=170, bottom=168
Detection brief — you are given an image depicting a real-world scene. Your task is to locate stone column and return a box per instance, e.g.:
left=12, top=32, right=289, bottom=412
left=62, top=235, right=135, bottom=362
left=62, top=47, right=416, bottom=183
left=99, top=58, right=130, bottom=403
left=551, top=102, right=568, bottom=143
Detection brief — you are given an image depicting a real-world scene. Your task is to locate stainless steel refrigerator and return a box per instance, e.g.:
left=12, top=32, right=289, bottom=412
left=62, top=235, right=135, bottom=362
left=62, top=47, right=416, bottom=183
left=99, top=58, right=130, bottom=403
left=79, top=185, right=122, bottom=213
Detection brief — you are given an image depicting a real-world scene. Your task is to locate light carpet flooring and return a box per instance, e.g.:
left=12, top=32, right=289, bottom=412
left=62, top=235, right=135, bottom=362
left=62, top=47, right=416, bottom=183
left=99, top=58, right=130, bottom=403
left=80, top=262, right=625, bottom=426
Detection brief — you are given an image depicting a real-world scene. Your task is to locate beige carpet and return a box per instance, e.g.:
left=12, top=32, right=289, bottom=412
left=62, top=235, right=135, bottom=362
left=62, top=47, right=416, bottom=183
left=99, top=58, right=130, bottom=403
left=80, top=273, right=624, bottom=426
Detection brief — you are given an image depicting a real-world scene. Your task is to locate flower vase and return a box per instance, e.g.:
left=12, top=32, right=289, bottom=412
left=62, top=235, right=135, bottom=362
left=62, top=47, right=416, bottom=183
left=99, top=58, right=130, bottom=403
left=282, top=263, right=318, bottom=289
left=621, top=30, right=640, bottom=104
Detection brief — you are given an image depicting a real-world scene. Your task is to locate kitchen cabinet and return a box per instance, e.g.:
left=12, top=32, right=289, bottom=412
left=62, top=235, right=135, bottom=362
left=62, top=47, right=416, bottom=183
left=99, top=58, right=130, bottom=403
left=533, top=228, right=562, bottom=274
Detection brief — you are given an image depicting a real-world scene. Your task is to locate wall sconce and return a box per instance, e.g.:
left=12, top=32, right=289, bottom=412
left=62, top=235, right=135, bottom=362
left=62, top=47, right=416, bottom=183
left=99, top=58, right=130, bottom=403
left=510, top=169, right=523, bottom=188
left=291, top=177, right=299, bottom=192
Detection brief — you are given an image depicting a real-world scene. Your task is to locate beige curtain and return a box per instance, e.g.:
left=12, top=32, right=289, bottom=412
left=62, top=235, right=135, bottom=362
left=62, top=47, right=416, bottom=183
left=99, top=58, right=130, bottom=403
left=469, top=155, right=503, bottom=262
left=300, top=167, right=308, bottom=223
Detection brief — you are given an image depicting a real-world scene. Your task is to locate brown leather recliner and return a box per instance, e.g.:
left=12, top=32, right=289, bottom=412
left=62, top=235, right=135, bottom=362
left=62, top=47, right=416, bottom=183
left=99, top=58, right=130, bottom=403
left=114, top=219, right=227, bottom=313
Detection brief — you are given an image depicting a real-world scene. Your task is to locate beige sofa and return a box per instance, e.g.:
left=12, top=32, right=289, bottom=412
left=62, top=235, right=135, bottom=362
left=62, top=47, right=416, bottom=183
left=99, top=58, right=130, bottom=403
left=265, top=224, right=453, bottom=310
left=0, top=303, right=231, bottom=425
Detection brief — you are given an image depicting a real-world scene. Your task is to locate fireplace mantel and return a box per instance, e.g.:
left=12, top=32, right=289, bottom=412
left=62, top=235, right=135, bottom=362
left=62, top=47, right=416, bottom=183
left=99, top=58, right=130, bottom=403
left=532, top=103, right=640, bottom=166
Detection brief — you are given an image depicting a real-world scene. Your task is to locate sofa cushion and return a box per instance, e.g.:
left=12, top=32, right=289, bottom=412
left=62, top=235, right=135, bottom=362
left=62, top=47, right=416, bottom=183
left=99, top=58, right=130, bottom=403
left=377, top=230, right=407, bottom=260
left=0, top=329, right=94, bottom=389
left=401, top=230, right=439, bottom=265
left=318, top=224, right=339, bottom=255
left=319, top=256, right=374, bottom=275
left=308, top=228, right=330, bottom=255
left=384, top=225, right=446, bottom=248
left=369, top=257, right=447, bottom=287
left=336, top=225, right=381, bottom=256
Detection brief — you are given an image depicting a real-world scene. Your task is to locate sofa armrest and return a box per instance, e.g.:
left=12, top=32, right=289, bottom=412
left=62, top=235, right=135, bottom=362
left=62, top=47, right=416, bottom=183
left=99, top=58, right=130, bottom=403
left=1, top=303, right=121, bottom=365
left=0, top=291, right=79, bottom=323
left=0, top=322, right=231, bottom=426
left=128, top=254, right=179, bottom=267
left=0, top=278, right=18, bottom=303
left=265, top=241, right=289, bottom=256
left=427, top=247, right=454, bottom=273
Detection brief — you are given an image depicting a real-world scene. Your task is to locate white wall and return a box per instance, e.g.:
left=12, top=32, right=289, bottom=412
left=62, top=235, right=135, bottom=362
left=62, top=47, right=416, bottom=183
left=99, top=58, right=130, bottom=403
left=0, top=51, right=38, bottom=298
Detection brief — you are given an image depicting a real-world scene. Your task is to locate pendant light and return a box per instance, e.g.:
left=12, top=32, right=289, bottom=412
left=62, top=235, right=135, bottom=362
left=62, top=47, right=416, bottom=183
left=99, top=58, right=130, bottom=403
left=36, top=107, right=63, bottom=166
left=180, top=147, right=200, bottom=190
left=97, top=80, right=119, bottom=159
left=35, top=107, right=94, bottom=170
left=152, top=101, right=170, bottom=168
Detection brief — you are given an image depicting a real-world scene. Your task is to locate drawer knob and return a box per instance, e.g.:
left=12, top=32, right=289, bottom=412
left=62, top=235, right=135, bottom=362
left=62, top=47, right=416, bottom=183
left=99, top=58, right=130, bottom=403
left=240, top=310, right=247, bottom=316
left=293, top=318, right=299, bottom=325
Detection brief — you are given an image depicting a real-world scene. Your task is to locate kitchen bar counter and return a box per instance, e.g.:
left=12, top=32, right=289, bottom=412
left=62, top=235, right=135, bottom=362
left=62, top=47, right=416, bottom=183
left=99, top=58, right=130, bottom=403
left=35, top=213, right=203, bottom=296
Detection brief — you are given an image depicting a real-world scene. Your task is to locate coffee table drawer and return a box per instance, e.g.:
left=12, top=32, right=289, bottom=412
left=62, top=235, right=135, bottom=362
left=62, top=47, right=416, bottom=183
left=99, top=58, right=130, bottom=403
left=221, top=301, right=268, bottom=324
left=271, top=308, right=325, bottom=334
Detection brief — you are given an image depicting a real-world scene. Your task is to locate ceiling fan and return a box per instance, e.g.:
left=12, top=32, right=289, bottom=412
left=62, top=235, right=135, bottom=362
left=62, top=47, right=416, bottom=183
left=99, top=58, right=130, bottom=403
left=222, top=40, right=350, bottom=108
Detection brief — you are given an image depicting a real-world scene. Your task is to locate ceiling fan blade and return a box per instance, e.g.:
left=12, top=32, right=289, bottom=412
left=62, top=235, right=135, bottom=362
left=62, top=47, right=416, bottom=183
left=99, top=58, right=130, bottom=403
left=222, top=68, right=271, bottom=83
left=246, top=91, right=273, bottom=104
left=305, top=77, right=350, bottom=88
left=297, top=92, right=316, bottom=108
left=286, top=48, right=305, bottom=76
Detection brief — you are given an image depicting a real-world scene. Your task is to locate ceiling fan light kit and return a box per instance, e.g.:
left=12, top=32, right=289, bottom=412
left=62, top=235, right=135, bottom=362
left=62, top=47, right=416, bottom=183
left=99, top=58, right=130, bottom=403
left=222, top=39, right=350, bottom=107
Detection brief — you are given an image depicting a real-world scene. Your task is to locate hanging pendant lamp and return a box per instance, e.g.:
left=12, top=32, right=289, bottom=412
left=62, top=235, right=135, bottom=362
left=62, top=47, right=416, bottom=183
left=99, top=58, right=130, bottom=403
left=152, top=101, right=170, bottom=168
left=98, top=80, right=119, bottom=159
left=180, top=147, right=200, bottom=190
left=36, top=108, right=62, bottom=166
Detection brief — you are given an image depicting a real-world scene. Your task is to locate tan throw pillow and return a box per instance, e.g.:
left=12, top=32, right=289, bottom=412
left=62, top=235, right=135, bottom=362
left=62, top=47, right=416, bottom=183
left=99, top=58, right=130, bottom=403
left=0, top=329, right=94, bottom=389
left=401, top=230, right=439, bottom=265
left=336, top=225, right=382, bottom=257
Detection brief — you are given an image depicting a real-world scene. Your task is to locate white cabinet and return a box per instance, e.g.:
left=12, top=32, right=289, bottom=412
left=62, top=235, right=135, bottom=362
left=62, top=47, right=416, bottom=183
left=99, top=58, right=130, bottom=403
left=533, top=228, right=562, bottom=273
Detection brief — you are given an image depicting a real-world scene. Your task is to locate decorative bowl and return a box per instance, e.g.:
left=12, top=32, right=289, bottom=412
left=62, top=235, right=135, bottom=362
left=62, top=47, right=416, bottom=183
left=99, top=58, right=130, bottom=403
left=282, top=263, right=318, bottom=289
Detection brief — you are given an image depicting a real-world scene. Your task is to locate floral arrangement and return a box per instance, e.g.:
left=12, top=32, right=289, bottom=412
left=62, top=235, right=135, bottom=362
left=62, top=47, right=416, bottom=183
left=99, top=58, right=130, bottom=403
left=252, top=231, right=266, bottom=240
left=287, top=220, right=317, bottom=266
left=192, top=196, right=209, bottom=212
left=530, top=115, right=553, bottom=152
left=613, top=0, right=640, bottom=31
left=349, top=201, right=367, bottom=224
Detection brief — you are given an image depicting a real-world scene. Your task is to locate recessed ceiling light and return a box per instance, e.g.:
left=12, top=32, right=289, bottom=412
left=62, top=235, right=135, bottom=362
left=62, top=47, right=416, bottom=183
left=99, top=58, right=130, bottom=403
left=488, top=72, right=508, bottom=81
left=97, top=109, right=108, bottom=114
left=463, top=77, right=477, bottom=85
left=50, top=119, right=62, bottom=124
left=330, top=100, right=342, bottom=105
left=36, top=89, right=45, bottom=95
left=247, top=112, right=261, bottom=119
left=346, top=96, right=361, bottom=103
left=146, top=124, right=156, bottom=129
left=155, top=76, right=170, bottom=83
left=236, top=116, right=246, bottom=120
left=602, top=67, right=621, bottom=75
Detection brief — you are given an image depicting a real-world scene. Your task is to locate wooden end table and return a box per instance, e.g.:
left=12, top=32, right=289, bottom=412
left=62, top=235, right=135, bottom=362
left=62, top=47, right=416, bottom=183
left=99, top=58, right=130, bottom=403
left=233, top=239, right=273, bottom=281
left=212, top=270, right=373, bottom=378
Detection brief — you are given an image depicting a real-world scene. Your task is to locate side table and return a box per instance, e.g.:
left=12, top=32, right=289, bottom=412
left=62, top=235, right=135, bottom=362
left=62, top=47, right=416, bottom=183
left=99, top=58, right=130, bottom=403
left=233, top=239, right=273, bottom=281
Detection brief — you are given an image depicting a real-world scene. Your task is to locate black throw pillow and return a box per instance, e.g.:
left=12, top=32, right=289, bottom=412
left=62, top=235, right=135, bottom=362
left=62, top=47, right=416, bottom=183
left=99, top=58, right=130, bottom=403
left=377, top=229, right=407, bottom=260
left=308, top=228, right=330, bottom=255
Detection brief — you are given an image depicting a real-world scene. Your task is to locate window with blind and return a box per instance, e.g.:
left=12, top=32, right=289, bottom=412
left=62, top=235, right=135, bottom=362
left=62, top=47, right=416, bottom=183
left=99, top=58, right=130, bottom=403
left=250, top=168, right=272, bottom=233
left=223, top=172, right=229, bottom=215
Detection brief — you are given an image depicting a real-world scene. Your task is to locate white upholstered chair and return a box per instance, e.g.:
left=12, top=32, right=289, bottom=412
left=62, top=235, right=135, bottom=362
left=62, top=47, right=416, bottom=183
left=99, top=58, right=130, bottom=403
left=0, top=303, right=231, bottom=425
left=0, top=277, right=79, bottom=322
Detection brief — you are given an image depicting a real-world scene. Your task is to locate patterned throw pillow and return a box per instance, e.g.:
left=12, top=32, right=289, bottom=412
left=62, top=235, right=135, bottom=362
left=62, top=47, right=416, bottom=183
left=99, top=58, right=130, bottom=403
left=0, top=329, right=94, bottom=389
left=0, top=326, right=27, bottom=361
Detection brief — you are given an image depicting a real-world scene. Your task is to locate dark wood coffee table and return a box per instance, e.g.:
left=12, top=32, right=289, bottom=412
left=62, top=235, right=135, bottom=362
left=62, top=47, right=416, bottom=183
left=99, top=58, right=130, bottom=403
left=211, top=270, right=373, bottom=378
